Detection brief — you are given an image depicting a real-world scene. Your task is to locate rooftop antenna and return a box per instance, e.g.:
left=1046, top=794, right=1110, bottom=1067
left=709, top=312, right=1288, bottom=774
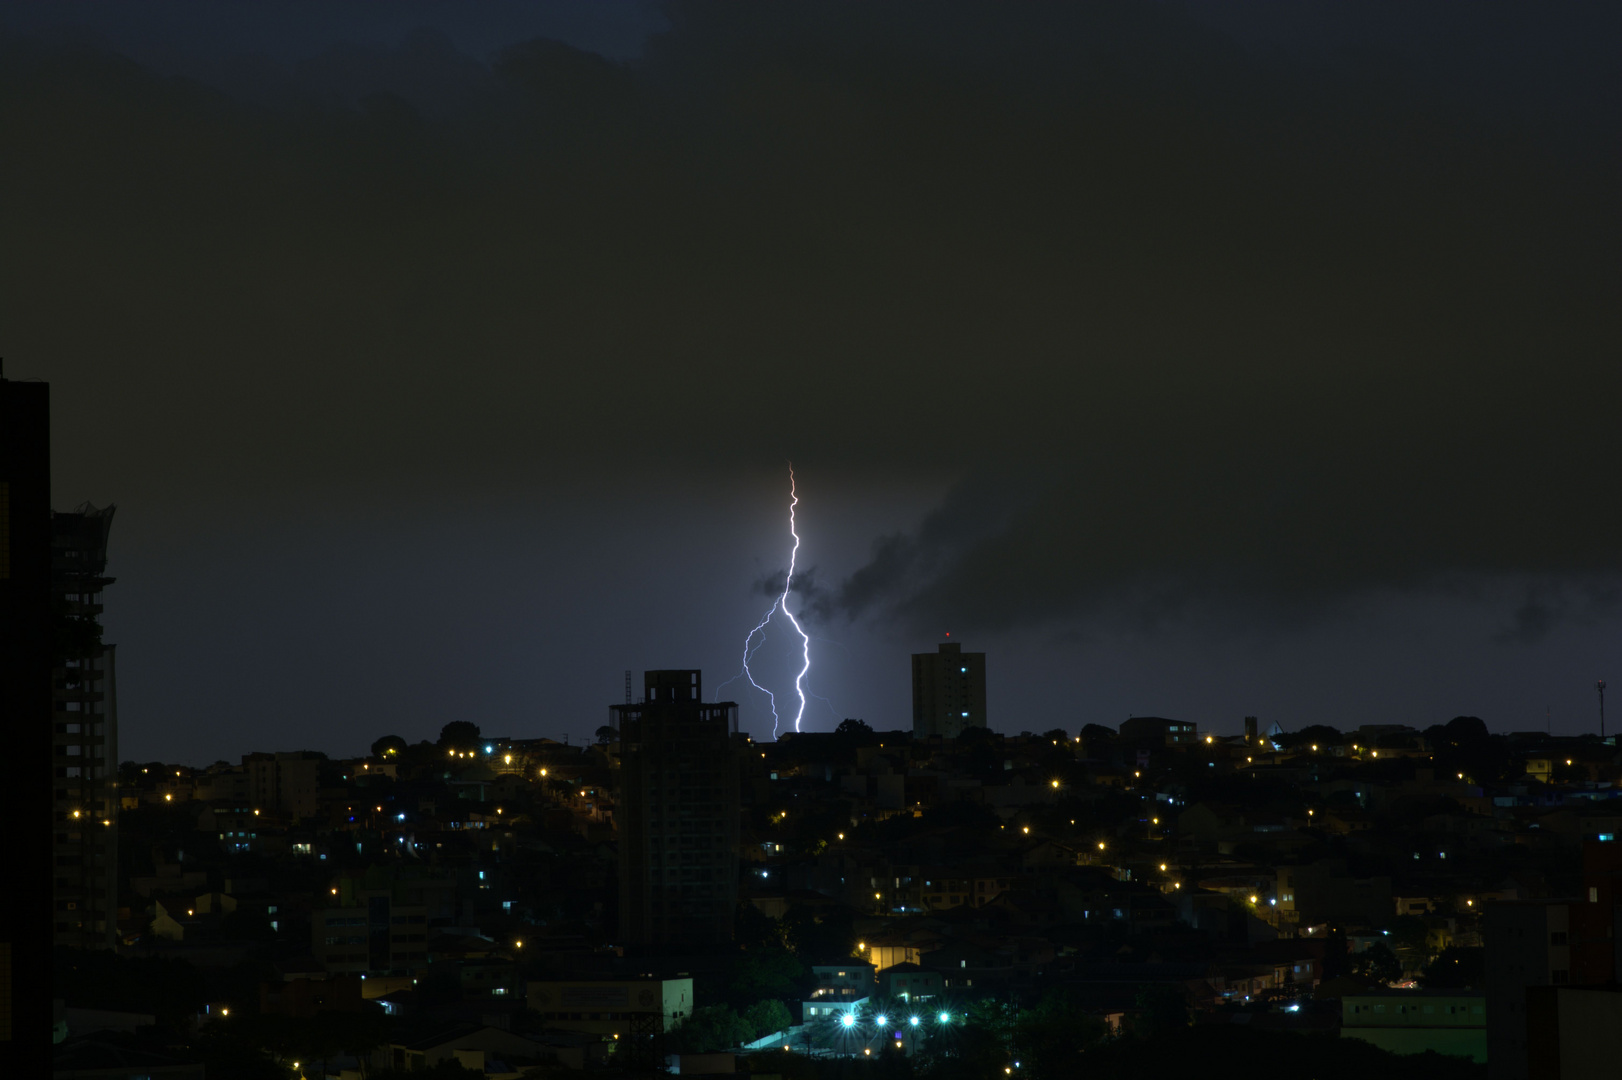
left=1600, top=680, right=1608, bottom=739
left=625, top=669, right=632, bottom=705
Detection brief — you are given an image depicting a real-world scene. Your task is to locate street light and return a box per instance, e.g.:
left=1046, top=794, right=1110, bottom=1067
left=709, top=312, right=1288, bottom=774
left=841, top=1013, right=856, bottom=1028
left=938, top=1012, right=950, bottom=1023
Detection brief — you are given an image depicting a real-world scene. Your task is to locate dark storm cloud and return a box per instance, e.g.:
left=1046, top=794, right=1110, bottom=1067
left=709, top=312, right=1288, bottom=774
left=5, top=1, right=1618, bottom=633
left=1499, top=582, right=1622, bottom=645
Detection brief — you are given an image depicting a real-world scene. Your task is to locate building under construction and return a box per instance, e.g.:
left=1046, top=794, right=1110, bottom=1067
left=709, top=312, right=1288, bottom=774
left=52, top=503, right=119, bottom=950
left=612, top=670, right=740, bottom=948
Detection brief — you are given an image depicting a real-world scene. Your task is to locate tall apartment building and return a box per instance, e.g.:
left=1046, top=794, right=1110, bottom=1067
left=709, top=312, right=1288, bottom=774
left=911, top=641, right=986, bottom=738
left=1, top=367, right=54, bottom=1068
left=51, top=504, right=120, bottom=950
left=612, top=670, right=740, bottom=947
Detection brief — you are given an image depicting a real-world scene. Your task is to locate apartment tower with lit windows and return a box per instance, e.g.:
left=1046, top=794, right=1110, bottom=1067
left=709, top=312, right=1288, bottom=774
left=911, top=641, right=986, bottom=738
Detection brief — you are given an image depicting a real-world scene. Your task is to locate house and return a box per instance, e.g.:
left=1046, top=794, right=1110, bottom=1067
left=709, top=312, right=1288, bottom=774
left=528, top=976, right=693, bottom=1038
left=1340, top=989, right=1485, bottom=1063
left=803, top=963, right=872, bottom=1024
left=382, top=1024, right=556, bottom=1075
left=877, top=962, right=942, bottom=1002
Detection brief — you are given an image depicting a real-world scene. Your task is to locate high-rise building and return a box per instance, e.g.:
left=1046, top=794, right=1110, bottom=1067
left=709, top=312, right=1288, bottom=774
left=911, top=641, right=986, bottom=738
left=612, top=671, right=740, bottom=947
left=52, top=503, right=119, bottom=950
left=0, top=366, right=54, bottom=1068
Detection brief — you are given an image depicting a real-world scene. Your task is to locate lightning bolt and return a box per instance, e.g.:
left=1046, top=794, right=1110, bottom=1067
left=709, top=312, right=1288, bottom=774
left=717, top=466, right=812, bottom=738
left=780, top=466, right=811, bottom=733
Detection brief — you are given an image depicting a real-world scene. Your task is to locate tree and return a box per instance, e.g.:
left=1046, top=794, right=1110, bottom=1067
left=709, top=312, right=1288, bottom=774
left=437, top=721, right=481, bottom=751
left=727, top=946, right=804, bottom=1003
left=1444, top=716, right=1489, bottom=746
left=1282, top=725, right=1342, bottom=749
left=595, top=724, right=619, bottom=745
left=782, top=904, right=855, bottom=963
left=1385, top=916, right=1432, bottom=973
left=742, top=999, right=792, bottom=1040
left=836, top=718, right=874, bottom=738
left=735, top=903, right=786, bottom=950
left=1041, top=727, right=1070, bottom=743
left=1352, top=942, right=1402, bottom=984
left=1420, top=946, right=1484, bottom=989
left=669, top=1005, right=751, bottom=1053
left=1131, top=984, right=1189, bottom=1039
left=371, top=735, right=408, bottom=759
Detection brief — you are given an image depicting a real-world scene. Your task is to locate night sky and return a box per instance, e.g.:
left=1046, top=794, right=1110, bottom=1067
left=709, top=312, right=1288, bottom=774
left=4, top=2, right=1617, bottom=763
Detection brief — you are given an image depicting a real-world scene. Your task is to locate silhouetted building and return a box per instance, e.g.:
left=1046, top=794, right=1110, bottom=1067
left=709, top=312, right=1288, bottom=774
left=1486, top=841, right=1622, bottom=1080
left=911, top=642, right=985, bottom=738
left=612, top=671, right=740, bottom=947
left=52, top=503, right=119, bottom=950
left=243, top=751, right=322, bottom=819
left=1, top=366, right=54, bottom=1066
left=1119, top=716, right=1197, bottom=748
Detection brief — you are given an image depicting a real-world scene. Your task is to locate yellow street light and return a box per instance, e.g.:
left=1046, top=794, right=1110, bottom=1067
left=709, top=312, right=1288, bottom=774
left=515, top=940, right=523, bottom=949
left=504, top=754, right=512, bottom=764
left=1160, top=863, right=1168, bottom=871
left=71, top=810, right=80, bottom=819
left=1249, top=895, right=1258, bottom=904
left=164, top=794, right=172, bottom=802
left=1050, top=779, right=1060, bottom=789
left=1097, top=841, right=1105, bottom=850
left=1021, top=826, right=1030, bottom=834
left=837, top=833, right=844, bottom=840
left=540, top=768, right=548, bottom=777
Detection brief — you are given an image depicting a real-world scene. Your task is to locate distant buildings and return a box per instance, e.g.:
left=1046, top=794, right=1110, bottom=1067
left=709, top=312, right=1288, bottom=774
left=911, top=641, right=986, bottom=738
left=612, top=670, right=741, bottom=947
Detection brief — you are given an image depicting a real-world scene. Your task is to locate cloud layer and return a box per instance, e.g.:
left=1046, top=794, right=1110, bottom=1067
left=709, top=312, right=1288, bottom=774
left=3, top=3, right=1617, bottom=754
